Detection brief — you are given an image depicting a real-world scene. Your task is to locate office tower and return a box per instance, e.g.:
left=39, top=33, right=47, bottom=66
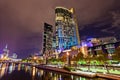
left=43, top=23, right=53, bottom=55
left=1, top=44, right=9, bottom=59
left=55, top=7, right=80, bottom=52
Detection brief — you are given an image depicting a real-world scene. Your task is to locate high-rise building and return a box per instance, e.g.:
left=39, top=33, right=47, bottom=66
left=43, top=23, right=53, bottom=55
left=55, top=7, right=80, bottom=52
left=0, top=44, right=9, bottom=59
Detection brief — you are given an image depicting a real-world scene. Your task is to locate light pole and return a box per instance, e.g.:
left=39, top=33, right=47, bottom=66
left=67, top=52, right=70, bottom=66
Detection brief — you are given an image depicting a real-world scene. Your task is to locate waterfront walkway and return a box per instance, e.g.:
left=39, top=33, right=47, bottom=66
left=32, top=64, right=120, bottom=80
left=97, top=73, right=120, bottom=80
left=2, top=62, right=120, bottom=80
left=35, top=65, right=96, bottom=78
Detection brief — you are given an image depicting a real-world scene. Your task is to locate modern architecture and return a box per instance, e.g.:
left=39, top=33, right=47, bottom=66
left=43, top=23, right=53, bottom=55
left=55, top=7, right=80, bottom=52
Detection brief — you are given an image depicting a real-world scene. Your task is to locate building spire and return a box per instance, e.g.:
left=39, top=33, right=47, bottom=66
left=5, top=44, right=8, bottom=49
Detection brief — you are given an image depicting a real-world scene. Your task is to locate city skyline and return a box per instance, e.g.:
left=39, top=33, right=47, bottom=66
left=0, top=0, right=120, bottom=58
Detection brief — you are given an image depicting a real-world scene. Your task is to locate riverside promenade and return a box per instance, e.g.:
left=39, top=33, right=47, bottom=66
left=35, top=65, right=96, bottom=78
left=31, top=64, right=120, bottom=80
left=96, top=73, right=120, bottom=80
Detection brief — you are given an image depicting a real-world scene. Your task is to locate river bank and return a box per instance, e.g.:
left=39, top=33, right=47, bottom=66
left=30, top=64, right=120, bottom=80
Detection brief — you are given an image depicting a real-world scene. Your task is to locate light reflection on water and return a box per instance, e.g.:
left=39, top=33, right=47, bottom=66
left=8, top=63, right=15, bottom=73
left=0, top=63, right=107, bottom=80
left=0, top=63, right=6, bottom=78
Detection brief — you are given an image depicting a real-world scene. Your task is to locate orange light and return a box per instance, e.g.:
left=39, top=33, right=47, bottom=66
left=33, top=56, right=37, bottom=60
left=67, top=52, right=69, bottom=56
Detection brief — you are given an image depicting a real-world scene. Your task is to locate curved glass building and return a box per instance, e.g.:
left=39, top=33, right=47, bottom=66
left=55, top=7, right=80, bottom=52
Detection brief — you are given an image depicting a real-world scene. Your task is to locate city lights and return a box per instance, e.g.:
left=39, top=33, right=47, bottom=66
left=0, top=1, right=120, bottom=80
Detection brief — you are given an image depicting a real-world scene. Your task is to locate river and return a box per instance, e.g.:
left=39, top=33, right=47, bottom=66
left=0, top=63, right=108, bottom=80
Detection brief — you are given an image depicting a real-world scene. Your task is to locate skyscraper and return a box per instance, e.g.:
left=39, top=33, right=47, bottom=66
left=43, top=23, right=53, bottom=55
left=0, top=44, right=9, bottom=59
left=55, top=7, right=80, bottom=52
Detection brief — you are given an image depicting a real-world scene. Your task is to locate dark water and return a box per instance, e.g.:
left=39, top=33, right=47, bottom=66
left=0, top=63, right=108, bottom=80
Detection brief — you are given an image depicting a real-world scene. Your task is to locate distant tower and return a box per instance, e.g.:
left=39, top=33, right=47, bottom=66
left=3, top=44, right=9, bottom=58
left=43, top=23, right=53, bottom=55
left=55, top=7, right=80, bottom=52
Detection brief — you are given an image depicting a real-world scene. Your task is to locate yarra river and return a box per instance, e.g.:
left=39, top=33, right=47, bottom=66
left=0, top=63, right=108, bottom=80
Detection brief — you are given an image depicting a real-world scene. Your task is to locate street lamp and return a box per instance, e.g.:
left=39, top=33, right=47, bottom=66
left=33, top=56, right=37, bottom=60
left=33, top=56, right=37, bottom=63
left=67, top=52, right=69, bottom=56
left=67, top=52, right=70, bottom=66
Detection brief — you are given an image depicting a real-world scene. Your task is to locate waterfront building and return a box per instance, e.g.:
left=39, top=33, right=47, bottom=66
left=87, top=38, right=100, bottom=46
left=55, top=7, right=80, bottom=52
left=92, top=37, right=117, bottom=55
left=43, top=23, right=53, bottom=55
left=80, top=37, right=118, bottom=57
left=98, top=37, right=117, bottom=44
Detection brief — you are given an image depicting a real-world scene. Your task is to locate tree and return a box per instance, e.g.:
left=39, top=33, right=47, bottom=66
left=71, top=51, right=84, bottom=61
left=71, top=51, right=84, bottom=69
left=60, top=53, right=67, bottom=63
left=96, top=51, right=109, bottom=73
left=84, top=53, right=93, bottom=71
left=112, top=47, right=120, bottom=61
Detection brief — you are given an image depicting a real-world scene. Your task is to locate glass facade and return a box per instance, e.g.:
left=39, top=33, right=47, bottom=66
left=43, top=23, right=53, bottom=54
left=55, top=7, right=80, bottom=52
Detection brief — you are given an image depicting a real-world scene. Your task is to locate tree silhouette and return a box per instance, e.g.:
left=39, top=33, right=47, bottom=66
left=112, top=47, right=120, bottom=61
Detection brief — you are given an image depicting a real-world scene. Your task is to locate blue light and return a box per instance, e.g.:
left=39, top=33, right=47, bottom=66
left=81, top=41, right=93, bottom=47
left=81, top=42, right=87, bottom=47
left=87, top=42, right=93, bottom=47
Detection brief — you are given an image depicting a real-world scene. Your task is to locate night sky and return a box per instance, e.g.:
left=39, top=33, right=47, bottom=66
left=0, top=0, right=120, bottom=58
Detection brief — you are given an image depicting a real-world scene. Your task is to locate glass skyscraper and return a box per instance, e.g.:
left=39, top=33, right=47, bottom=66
left=55, top=7, right=80, bottom=52
left=43, top=23, right=53, bottom=54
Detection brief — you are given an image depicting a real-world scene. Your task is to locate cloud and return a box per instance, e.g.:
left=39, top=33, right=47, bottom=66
left=0, top=0, right=119, bottom=57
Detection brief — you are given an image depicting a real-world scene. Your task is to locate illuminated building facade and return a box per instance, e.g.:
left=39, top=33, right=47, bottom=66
left=43, top=23, right=53, bottom=54
left=80, top=37, right=118, bottom=57
left=98, top=37, right=117, bottom=44
left=0, top=44, right=9, bottom=59
left=55, top=7, right=80, bottom=52
left=87, top=38, right=100, bottom=46
left=87, top=37, right=117, bottom=54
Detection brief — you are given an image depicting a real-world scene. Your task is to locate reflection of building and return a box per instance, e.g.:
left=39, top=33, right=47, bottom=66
left=43, top=23, right=53, bottom=55
left=55, top=7, right=80, bottom=52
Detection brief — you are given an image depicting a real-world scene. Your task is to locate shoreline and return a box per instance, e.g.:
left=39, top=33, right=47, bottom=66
left=31, top=64, right=120, bottom=80
left=35, top=65, right=96, bottom=78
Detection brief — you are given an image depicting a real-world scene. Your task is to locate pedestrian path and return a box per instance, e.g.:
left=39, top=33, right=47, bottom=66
left=97, top=73, right=120, bottom=80
left=30, top=64, right=120, bottom=80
